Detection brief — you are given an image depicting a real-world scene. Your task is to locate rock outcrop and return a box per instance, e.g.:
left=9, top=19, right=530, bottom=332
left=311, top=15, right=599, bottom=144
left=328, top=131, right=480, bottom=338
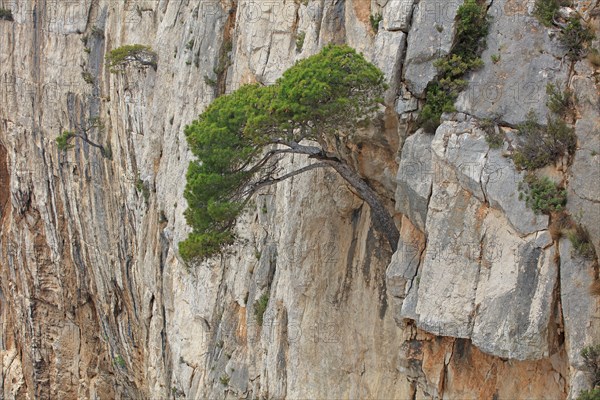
left=0, top=0, right=598, bottom=399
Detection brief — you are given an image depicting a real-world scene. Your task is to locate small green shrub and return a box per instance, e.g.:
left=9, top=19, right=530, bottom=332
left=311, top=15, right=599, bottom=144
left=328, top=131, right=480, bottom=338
left=419, top=0, right=490, bottom=132
left=577, top=388, right=600, bottom=400
left=491, top=54, right=500, bottom=64
left=219, top=375, right=230, bottom=386
left=214, top=39, right=233, bottom=77
left=567, top=225, right=596, bottom=259
left=103, top=143, right=113, bottom=160
left=546, top=83, right=575, bottom=117
left=91, top=25, right=104, bottom=38
left=589, top=48, right=600, bottom=67
left=370, top=13, right=383, bottom=32
left=224, top=39, right=233, bottom=54
left=549, top=210, right=573, bottom=240
left=106, top=44, right=157, bottom=73
left=560, top=17, right=595, bottom=60
left=435, top=55, right=483, bottom=94
left=513, top=111, right=576, bottom=170
left=114, top=354, right=126, bottom=368
left=519, top=175, right=567, bottom=214
left=204, top=75, right=217, bottom=87
left=480, top=118, right=503, bottom=148
left=295, top=31, right=306, bottom=53
left=186, top=39, right=194, bottom=50
left=56, top=131, right=76, bottom=151
left=533, top=0, right=562, bottom=27
left=136, top=178, right=150, bottom=202
left=452, top=0, right=491, bottom=60
left=253, top=292, right=269, bottom=326
left=418, top=83, right=456, bottom=132
left=581, top=344, right=600, bottom=388
left=81, top=71, right=94, bottom=85
left=0, top=8, right=13, bottom=21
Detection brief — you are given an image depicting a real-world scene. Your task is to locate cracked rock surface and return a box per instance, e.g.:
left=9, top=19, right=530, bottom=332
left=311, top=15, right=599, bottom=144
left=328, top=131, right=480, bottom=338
left=0, top=0, right=598, bottom=399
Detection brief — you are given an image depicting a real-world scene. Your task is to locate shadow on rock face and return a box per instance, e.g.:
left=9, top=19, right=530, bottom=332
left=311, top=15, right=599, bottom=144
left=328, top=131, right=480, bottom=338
left=0, top=143, right=8, bottom=219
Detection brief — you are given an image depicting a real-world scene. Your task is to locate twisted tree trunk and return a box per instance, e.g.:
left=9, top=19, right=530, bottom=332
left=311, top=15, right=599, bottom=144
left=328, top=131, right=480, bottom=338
left=322, top=159, right=399, bottom=251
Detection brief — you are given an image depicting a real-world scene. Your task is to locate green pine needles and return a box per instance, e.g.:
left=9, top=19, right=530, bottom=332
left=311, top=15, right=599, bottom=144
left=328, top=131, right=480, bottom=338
left=180, top=44, right=394, bottom=262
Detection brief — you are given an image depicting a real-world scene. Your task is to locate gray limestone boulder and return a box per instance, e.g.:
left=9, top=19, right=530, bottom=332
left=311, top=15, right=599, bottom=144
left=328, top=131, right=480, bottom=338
left=402, top=0, right=461, bottom=97
left=395, top=130, right=434, bottom=232
left=560, top=239, right=599, bottom=369
left=395, top=120, right=557, bottom=360
left=371, top=30, right=407, bottom=103
left=484, top=149, right=549, bottom=235
left=566, top=77, right=600, bottom=255
left=471, top=216, right=558, bottom=360
left=382, top=0, right=415, bottom=32
left=455, top=0, right=569, bottom=125
left=413, top=179, right=482, bottom=338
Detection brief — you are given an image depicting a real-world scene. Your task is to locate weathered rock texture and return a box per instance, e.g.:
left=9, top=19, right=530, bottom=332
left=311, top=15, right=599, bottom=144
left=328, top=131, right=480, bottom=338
left=0, top=0, right=598, bottom=399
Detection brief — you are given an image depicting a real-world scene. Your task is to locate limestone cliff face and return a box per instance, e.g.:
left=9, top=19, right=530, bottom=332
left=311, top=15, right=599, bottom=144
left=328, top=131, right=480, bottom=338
left=0, top=0, right=598, bottom=399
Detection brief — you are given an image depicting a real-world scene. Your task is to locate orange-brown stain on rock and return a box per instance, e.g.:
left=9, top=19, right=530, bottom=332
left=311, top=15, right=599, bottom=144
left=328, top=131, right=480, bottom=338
left=237, top=305, right=247, bottom=343
left=416, top=329, right=568, bottom=399
left=352, top=1, right=371, bottom=28
left=0, top=143, right=9, bottom=221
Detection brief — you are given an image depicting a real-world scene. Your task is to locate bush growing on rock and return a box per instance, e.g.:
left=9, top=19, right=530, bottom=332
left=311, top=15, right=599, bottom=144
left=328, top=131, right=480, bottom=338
left=253, top=293, right=270, bottom=326
left=513, top=111, right=576, bottom=170
left=419, top=0, right=490, bottom=132
left=295, top=31, right=306, bottom=52
left=577, top=388, right=600, bottom=400
left=560, top=17, right=595, bottom=60
left=106, top=44, right=157, bottom=73
left=219, top=375, right=230, bottom=386
left=581, top=344, right=600, bottom=388
left=548, top=211, right=597, bottom=260
left=518, top=175, right=567, bottom=215
left=56, top=117, right=110, bottom=158
left=370, top=13, right=382, bottom=32
left=479, top=116, right=504, bottom=148
left=567, top=224, right=597, bottom=259
left=533, top=0, right=565, bottom=27
left=0, top=8, right=13, bottom=21
left=546, top=83, right=575, bottom=118
left=56, top=131, right=76, bottom=151
left=589, top=48, right=600, bottom=67
left=179, top=44, right=398, bottom=262
left=114, top=354, right=126, bottom=369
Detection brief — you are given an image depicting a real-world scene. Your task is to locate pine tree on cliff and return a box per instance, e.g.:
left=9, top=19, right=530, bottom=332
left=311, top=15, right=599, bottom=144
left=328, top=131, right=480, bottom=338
left=180, top=44, right=399, bottom=262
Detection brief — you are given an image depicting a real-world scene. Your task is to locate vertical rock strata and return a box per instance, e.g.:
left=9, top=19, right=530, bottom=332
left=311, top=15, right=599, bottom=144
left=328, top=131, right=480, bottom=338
left=0, top=0, right=597, bottom=398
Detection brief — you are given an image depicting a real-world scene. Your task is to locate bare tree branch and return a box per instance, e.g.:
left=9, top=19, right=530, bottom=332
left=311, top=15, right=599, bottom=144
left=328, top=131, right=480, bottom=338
left=243, top=162, right=328, bottom=198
